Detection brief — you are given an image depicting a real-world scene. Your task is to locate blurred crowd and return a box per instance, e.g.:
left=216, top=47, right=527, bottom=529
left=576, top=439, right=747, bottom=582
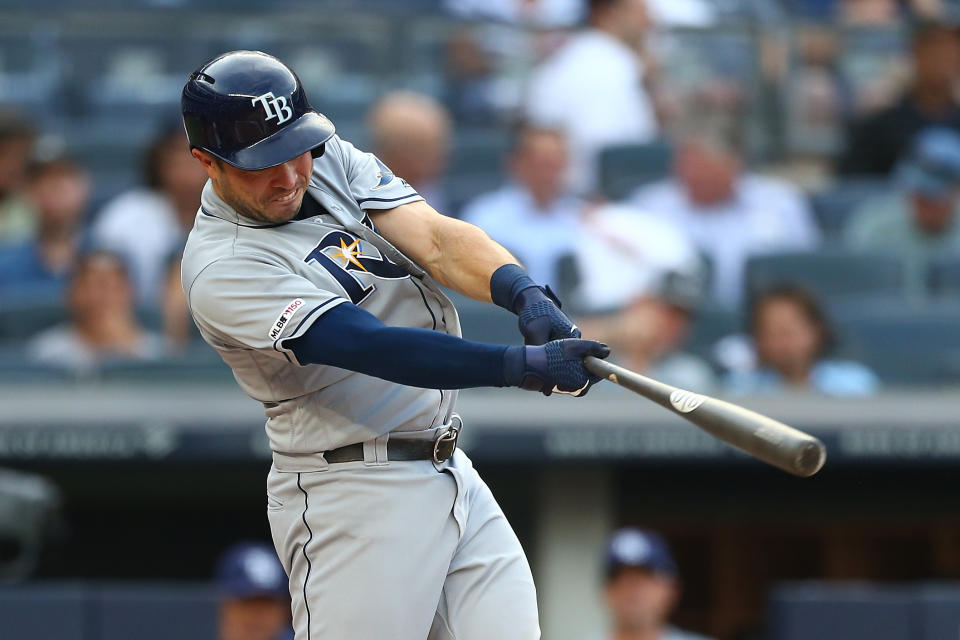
left=5, top=0, right=960, bottom=395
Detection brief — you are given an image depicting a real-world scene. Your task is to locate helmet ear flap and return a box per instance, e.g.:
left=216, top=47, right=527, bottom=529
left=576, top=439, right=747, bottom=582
left=310, top=143, right=326, bottom=159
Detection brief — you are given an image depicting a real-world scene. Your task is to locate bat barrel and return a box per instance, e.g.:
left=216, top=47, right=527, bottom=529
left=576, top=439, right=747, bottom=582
left=584, top=356, right=827, bottom=477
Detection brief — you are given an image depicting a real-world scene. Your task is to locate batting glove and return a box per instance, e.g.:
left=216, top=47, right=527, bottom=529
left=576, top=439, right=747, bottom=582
left=504, top=339, right=611, bottom=397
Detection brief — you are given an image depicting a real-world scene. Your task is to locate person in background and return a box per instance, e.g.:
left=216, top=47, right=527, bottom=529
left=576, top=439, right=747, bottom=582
left=215, top=542, right=293, bottom=640
left=443, top=0, right=585, bottom=28
left=161, top=252, right=193, bottom=351
left=0, top=112, right=37, bottom=245
left=587, top=528, right=713, bottom=640
left=575, top=222, right=716, bottom=393
left=845, top=127, right=960, bottom=290
left=630, top=111, right=820, bottom=308
left=725, top=285, right=880, bottom=396
left=525, top=0, right=659, bottom=195
left=368, top=91, right=453, bottom=214
left=0, top=157, right=90, bottom=301
left=91, top=126, right=208, bottom=304
left=26, top=251, right=166, bottom=373
left=838, top=19, right=960, bottom=176
left=461, top=125, right=583, bottom=291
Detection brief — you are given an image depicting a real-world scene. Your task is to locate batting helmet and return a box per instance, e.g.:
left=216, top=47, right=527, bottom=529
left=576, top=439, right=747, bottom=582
left=181, top=50, right=335, bottom=171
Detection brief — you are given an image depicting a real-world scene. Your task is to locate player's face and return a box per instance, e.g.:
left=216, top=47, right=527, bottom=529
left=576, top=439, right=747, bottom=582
left=195, top=150, right=313, bottom=224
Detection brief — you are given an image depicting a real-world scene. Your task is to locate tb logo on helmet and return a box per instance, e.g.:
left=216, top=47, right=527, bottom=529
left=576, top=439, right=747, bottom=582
left=252, top=92, right=293, bottom=125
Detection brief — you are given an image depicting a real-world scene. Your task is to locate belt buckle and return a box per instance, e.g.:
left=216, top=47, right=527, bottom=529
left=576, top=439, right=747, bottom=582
left=432, top=424, right=460, bottom=464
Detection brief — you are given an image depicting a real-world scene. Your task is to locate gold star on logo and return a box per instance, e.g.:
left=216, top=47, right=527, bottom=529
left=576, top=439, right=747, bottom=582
left=330, top=238, right=368, bottom=271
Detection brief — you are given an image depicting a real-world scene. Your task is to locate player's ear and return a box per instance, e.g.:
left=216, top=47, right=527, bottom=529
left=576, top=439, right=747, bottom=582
left=191, top=148, right=219, bottom=178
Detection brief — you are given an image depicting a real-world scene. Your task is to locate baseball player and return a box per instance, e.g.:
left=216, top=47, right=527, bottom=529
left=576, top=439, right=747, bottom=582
left=180, top=50, right=610, bottom=640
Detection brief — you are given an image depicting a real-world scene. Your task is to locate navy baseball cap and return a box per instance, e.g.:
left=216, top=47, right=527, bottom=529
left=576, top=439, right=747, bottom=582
left=604, top=528, right=678, bottom=580
left=215, top=542, right=289, bottom=600
left=896, top=128, right=960, bottom=199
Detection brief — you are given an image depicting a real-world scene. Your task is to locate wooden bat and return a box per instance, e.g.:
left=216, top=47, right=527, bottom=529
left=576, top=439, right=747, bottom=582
left=584, top=356, right=826, bottom=477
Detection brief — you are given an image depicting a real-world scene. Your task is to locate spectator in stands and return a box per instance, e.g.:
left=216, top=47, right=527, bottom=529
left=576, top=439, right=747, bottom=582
left=577, top=262, right=716, bottom=392
left=215, top=542, right=293, bottom=640
left=525, top=0, right=659, bottom=195
left=589, top=528, right=713, bottom=640
left=368, top=92, right=452, bottom=214
left=461, top=125, right=583, bottom=291
left=838, top=19, right=960, bottom=176
left=630, top=112, right=820, bottom=308
left=91, top=126, right=207, bottom=304
left=26, top=251, right=166, bottom=373
left=162, top=253, right=193, bottom=351
left=443, top=0, right=585, bottom=28
left=0, top=157, right=90, bottom=301
left=846, top=127, right=960, bottom=290
left=0, top=113, right=37, bottom=246
left=726, top=285, right=880, bottom=396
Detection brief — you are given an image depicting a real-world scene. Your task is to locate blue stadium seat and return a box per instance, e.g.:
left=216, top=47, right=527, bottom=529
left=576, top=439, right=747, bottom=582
left=831, top=302, right=960, bottom=384
left=926, top=255, right=960, bottom=298
left=685, top=304, right=742, bottom=361
left=444, top=290, right=519, bottom=345
left=914, top=584, right=960, bottom=640
left=94, top=583, right=217, bottom=640
left=445, top=129, right=510, bottom=214
left=768, top=582, right=913, bottom=640
left=809, top=178, right=891, bottom=239
left=0, top=583, right=87, bottom=640
left=0, top=298, right=68, bottom=341
left=744, top=250, right=906, bottom=302
left=598, top=141, right=672, bottom=201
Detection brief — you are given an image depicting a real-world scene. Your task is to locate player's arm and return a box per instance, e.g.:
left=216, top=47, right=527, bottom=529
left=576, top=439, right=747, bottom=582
left=284, top=302, right=609, bottom=396
left=369, top=200, right=580, bottom=345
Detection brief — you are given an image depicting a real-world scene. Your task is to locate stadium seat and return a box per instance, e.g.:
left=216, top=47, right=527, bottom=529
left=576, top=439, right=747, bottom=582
left=768, top=582, right=913, bottom=640
left=926, top=255, right=960, bottom=298
left=444, top=290, right=520, bottom=346
left=914, top=584, right=960, bottom=640
left=685, top=304, right=742, bottom=362
left=832, top=302, right=960, bottom=384
left=0, top=298, right=68, bottom=341
left=94, top=583, right=217, bottom=640
left=96, top=350, right=234, bottom=383
left=809, top=178, right=891, bottom=240
left=598, top=140, right=672, bottom=201
left=744, top=250, right=906, bottom=302
left=0, top=583, right=86, bottom=640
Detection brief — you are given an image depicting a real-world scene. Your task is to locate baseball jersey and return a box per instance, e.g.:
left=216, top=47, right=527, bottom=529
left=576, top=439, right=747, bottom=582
left=181, top=135, right=462, bottom=455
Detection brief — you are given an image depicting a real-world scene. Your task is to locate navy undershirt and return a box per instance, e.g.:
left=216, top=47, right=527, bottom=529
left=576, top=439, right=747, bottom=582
left=285, top=302, right=522, bottom=389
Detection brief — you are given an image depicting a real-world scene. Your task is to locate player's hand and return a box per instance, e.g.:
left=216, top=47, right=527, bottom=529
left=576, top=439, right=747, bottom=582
left=515, top=286, right=580, bottom=345
left=507, top=339, right=611, bottom=397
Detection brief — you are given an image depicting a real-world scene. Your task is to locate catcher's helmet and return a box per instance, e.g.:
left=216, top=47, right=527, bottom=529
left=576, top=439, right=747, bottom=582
left=181, top=50, right=335, bottom=171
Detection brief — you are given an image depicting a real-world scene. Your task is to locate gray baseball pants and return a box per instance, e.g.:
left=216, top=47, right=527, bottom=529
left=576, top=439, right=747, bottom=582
left=266, top=446, right=541, bottom=640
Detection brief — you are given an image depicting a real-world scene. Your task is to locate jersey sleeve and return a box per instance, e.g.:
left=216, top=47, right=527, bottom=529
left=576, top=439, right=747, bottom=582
left=334, top=136, right=424, bottom=210
left=186, top=256, right=347, bottom=365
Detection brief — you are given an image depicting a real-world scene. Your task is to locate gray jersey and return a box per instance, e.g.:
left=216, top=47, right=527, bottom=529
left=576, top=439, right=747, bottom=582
left=181, top=135, right=461, bottom=454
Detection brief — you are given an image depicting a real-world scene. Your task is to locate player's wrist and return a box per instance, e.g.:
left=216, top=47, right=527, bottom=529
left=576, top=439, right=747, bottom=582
left=490, top=264, right=540, bottom=314
left=502, top=345, right=528, bottom=387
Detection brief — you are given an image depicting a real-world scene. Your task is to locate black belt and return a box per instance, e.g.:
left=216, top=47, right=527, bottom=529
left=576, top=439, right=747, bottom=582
left=323, top=427, right=460, bottom=464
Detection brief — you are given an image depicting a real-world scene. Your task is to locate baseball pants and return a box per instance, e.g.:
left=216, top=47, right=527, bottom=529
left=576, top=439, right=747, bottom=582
left=266, top=446, right=541, bottom=640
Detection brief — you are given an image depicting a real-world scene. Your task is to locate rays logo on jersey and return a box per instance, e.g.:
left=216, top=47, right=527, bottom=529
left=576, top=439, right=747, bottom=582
left=371, top=158, right=395, bottom=190
left=304, top=230, right=409, bottom=305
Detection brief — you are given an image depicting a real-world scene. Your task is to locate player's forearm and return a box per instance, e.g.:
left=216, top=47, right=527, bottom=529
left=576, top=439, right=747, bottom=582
left=284, top=302, right=515, bottom=389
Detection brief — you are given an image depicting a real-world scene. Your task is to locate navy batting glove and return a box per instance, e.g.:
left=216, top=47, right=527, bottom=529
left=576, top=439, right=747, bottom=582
left=490, top=264, right=580, bottom=345
left=504, top=339, right=610, bottom=397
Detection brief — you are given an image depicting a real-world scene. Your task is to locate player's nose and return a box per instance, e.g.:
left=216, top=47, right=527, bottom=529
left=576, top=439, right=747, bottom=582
left=270, top=160, right=300, bottom=189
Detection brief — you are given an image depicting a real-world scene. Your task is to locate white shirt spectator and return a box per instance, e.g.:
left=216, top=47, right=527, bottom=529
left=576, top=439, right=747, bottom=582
left=91, top=188, right=185, bottom=304
left=572, top=203, right=702, bottom=311
left=630, top=175, right=820, bottom=307
left=462, top=183, right=584, bottom=289
left=443, top=0, right=585, bottom=28
left=526, top=29, right=659, bottom=194
left=27, top=324, right=166, bottom=374
left=644, top=0, right=716, bottom=27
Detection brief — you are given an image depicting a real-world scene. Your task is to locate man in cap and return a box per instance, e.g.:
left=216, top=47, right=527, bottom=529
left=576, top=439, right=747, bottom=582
left=846, top=126, right=960, bottom=289
left=592, top=528, right=713, bottom=640
left=215, top=542, right=293, bottom=640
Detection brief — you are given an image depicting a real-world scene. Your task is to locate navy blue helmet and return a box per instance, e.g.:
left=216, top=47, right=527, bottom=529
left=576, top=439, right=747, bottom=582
left=181, top=50, right=335, bottom=171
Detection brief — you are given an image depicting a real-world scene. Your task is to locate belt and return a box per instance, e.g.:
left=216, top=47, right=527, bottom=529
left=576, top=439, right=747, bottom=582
left=323, top=425, right=460, bottom=464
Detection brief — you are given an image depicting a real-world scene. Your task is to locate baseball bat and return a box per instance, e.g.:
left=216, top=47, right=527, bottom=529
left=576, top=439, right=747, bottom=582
left=583, top=356, right=826, bottom=477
